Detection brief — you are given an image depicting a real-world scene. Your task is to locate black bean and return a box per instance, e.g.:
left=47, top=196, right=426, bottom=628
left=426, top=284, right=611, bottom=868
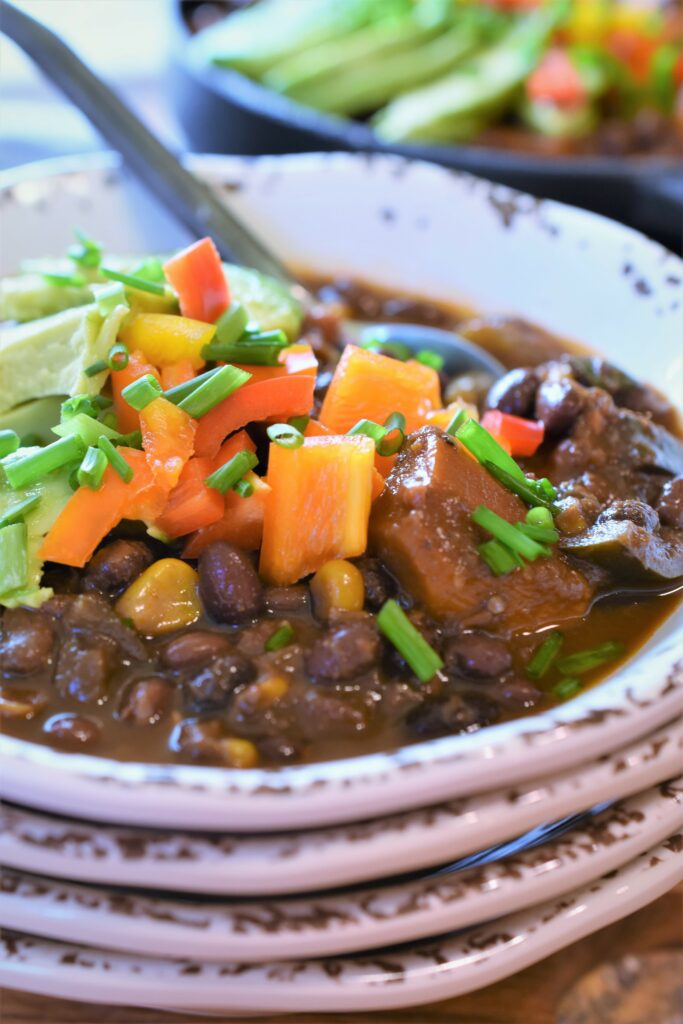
left=486, top=368, right=538, bottom=417
left=83, top=540, right=153, bottom=597
left=656, top=477, right=683, bottom=530
left=118, top=677, right=173, bottom=726
left=257, top=736, right=302, bottom=764
left=0, top=608, right=54, bottom=674
left=353, top=558, right=395, bottom=611
left=183, top=653, right=256, bottom=712
left=597, top=500, right=659, bottom=532
left=160, top=631, right=233, bottom=670
left=43, top=713, right=101, bottom=747
left=490, top=678, right=542, bottom=710
left=443, top=633, right=512, bottom=680
left=0, top=685, right=47, bottom=720
left=62, top=594, right=147, bottom=660
left=534, top=378, right=583, bottom=436
left=305, top=619, right=380, bottom=682
left=169, top=717, right=223, bottom=761
left=199, top=542, right=264, bottom=623
left=53, top=636, right=113, bottom=703
left=264, top=586, right=310, bottom=613
left=408, top=694, right=499, bottom=739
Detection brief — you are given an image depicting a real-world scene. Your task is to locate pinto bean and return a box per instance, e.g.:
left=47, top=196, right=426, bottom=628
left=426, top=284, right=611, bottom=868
left=159, top=631, right=233, bottom=670
left=198, top=542, right=264, bottom=623
left=486, top=368, right=538, bottom=417
left=443, top=633, right=512, bottom=680
left=43, top=713, right=101, bottom=747
left=0, top=608, right=54, bottom=674
left=305, top=619, right=380, bottom=682
left=118, top=677, right=173, bottom=726
left=83, top=540, right=154, bottom=597
left=183, top=653, right=256, bottom=713
left=656, top=477, right=683, bottom=530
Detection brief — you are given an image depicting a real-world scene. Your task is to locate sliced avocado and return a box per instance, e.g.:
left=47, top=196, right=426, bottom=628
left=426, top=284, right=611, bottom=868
left=0, top=396, right=64, bottom=446
left=0, top=454, right=72, bottom=608
left=0, top=273, right=94, bottom=323
left=224, top=263, right=303, bottom=341
left=0, top=302, right=129, bottom=415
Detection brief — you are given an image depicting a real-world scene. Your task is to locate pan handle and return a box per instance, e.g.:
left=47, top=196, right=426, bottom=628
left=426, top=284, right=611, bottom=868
left=631, top=170, right=683, bottom=248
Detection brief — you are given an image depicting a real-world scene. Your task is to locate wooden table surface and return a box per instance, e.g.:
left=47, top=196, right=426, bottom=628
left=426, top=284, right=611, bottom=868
left=2, top=882, right=681, bottom=1024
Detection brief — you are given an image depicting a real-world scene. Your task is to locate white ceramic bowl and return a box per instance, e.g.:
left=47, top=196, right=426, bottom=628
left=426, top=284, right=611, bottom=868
left=1, top=152, right=681, bottom=831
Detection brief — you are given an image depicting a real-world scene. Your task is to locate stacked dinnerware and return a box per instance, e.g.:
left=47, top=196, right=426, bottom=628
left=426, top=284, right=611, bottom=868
left=1, top=153, right=681, bottom=1015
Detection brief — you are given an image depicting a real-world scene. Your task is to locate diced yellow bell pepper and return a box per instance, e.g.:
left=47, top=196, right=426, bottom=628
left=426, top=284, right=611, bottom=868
left=119, top=313, right=215, bottom=370
left=116, top=558, right=200, bottom=635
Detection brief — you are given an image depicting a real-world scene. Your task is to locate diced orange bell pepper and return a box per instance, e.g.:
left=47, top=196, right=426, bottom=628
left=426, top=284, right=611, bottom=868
left=260, top=435, right=375, bottom=586
left=161, top=359, right=196, bottom=390
left=155, top=457, right=224, bottom=539
left=120, top=314, right=214, bottom=370
left=319, top=345, right=441, bottom=435
left=163, top=237, right=229, bottom=324
left=306, top=419, right=388, bottom=499
left=183, top=471, right=270, bottom=557
left=480, top=410, right=544, bottom=457
left=212, top=429, right=257, bottom=471
left=111, top=350, right=161, bottom=435
left=140, top=396, right=196, bottom=492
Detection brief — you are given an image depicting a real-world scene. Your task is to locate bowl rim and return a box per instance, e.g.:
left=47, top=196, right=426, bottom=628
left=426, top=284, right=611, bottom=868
left=0, top=150, right=681, bottom=830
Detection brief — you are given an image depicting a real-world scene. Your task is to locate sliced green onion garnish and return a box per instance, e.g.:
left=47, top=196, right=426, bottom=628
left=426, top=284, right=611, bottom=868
left=122, top=373, right=163, bottom=411
left=52, top=413, right=121, bottom=449
left=84, top=360, right=109, bottom=378
left=348, top=412, right=405, bottom=457
left=483, top=461, right=559, bottom=512
left=0, top=522, right=28, bottom=597
left=77, top=446, right=108, bottom=490
left=537, top=477, right=557, bottom=501
left=42, top=271, right=87, bottom=288
left=416, top=349, right=444, bottom=371
left=288, top=415, right=310, bottom=433
left=129, top=256, right=165, bottom=283
left=446, top=409, right=470, bottom=437
left=233, top=477, right=254, bottom=498
left=527, top=631, right=564, bottom=680
left=20, top=434, right=42, bottom=448
left=267, top=422, right=304, bottom=449
left=2, top=434, right=85, bottom=490
left=163, top=366, right=221, bottom=405
left=97, top=435, right=133, bottom=483
left=61, top=394, right=112, bottom=421
left=556, top=641, right=626, bottom=677
left=0, top=494, right=41, bottom=529
left=552, top=677, right=582, bottom=700
left=0, top=430, right=20, bottom=459
left=202, top=336, right=288, bottom=366
left=68, top=229, right=102, bottom=269
left=526, top=505, right=553, bottom=528
left=377, top=599, right=443, bottom=684
left=206, top=450, right=258, bottom=494
left=477, top=539, right=522, bottom=576
left=107, top=342, right=129, bottom=371
left=456, top=418, right=526, bottom=483
left=361, top=336, right=412, bottom=361
left=178, top=364, right=251, bottom=419
left=114, top=429, right=143, bottom=450
left=100, top=266, right=166, bottom=297
left=214, top=301, right=249, bottom=345
left=265, top=623, right=295, bottom=652
left=516, top=522, right=559, bottom=545
left=471, top=505, right=547, bottom=562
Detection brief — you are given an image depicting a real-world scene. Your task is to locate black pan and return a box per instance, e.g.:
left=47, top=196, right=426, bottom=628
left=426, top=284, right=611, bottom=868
left=170, top=0, right=683, bottom=250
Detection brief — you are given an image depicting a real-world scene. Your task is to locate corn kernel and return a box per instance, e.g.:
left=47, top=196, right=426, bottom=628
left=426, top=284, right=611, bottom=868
left=256, top=674, right=290, bottom=704
left=310, top=559, right=365, bottom=619
left=217, top=737, right=259, bottom=769
left=116, top=558, right=200, bottom=636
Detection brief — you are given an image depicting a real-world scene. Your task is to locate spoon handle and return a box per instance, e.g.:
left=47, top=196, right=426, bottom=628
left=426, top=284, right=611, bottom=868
left=0, top=0, right=296, bottom=285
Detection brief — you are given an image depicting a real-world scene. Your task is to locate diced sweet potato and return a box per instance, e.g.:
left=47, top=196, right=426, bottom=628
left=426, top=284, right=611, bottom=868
left=369, top=426, right=591, bottom=635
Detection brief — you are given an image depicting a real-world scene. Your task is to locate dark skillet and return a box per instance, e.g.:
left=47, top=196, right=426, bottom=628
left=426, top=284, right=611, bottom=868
left=170, top=0, right=683, bottom=251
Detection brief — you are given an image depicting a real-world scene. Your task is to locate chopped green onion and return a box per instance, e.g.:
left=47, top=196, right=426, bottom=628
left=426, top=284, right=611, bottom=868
left=100, top=412, right=118, bottom=431
left=42, top=271, right=86, bottom=288
left=178, top=364, right=251, bottom=419
left=527, top=631, right=564, bottom=680
left=471, top=506, right=547, bottom=562
left=68, top=229, right=102, bottom=269
left=97, top=435, right=133, bottom=483
left=107, top=342, right=129, bottom=371
left=516, top=522, right=559, bottom=545
left=456, top=418, right=526, bottom=483
left=0, top=430, right=20, bottom=459
left=129, top=256, right=165, bottom=283
left=552, top=677, right=582, bottom=700
left=267, top=422, right=304, bottom=449
left=202, top=335, right=288, bottom=366
left=416, top=349, right=444, bottom=371
left=288, top=415, right=310, bottom=433
left=206, top=450, right=258, bottom=494
left=84, top=360, right=109, bottom=378
left=0, top=522, right=28, bottom=597
left=477, top=539, right=522, bottom=576
left=52, top=413, right=121, bottom=449
left=114, top=429, right=143, bottom=450
left=20, top=434, right=42, bottom=448
left=214, top=301, right=249, bottom=345
left=383, top=411, right=406, bottom=436
left=265, top=623, right=295, bottom=652
left=361, top=336, right=412, bottom=361
left=100, top=266, right=166, bottom=297
left=537, top=477, right=557, bottom=501
left=483, top=461, right=559, bottom=512
left=163, top=366, right=221, bottom=405
left=61, top=394, right=112, bottom=420
left=446, top=409, right=470, bottom=437
left=377, top=599, right=444, bottom=684
left=556, top=641, right=626, bottom=677
left=1, top=435, right=85, bottom=490
left=526, top=505, right=553, bottom=528
left=0, top=494, right=41, bottom=529
left=348, top=412, right=405, bottom=457
left=77, top=446, right=108, bottom=490
left=233, top=477, right=254, bottom=498
left=122, top=373, right=163, bottom=411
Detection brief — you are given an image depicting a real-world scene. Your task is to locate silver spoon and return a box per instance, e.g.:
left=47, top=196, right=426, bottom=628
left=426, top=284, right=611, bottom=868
left=0, top=0, right=504, bottom=381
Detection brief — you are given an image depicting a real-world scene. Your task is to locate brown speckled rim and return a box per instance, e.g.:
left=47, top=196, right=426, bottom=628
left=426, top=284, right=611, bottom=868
left=0, top=153, right=681, bottom=832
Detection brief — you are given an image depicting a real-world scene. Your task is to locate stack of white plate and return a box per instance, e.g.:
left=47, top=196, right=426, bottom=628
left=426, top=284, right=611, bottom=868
left=1, top=153, right=681, bottom=1015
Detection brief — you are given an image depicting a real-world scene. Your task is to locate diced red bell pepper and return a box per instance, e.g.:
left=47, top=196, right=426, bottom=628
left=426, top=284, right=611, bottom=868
left=163, top=237, right=230, bottom=324
left=480, top=410, right=545, bottom=457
